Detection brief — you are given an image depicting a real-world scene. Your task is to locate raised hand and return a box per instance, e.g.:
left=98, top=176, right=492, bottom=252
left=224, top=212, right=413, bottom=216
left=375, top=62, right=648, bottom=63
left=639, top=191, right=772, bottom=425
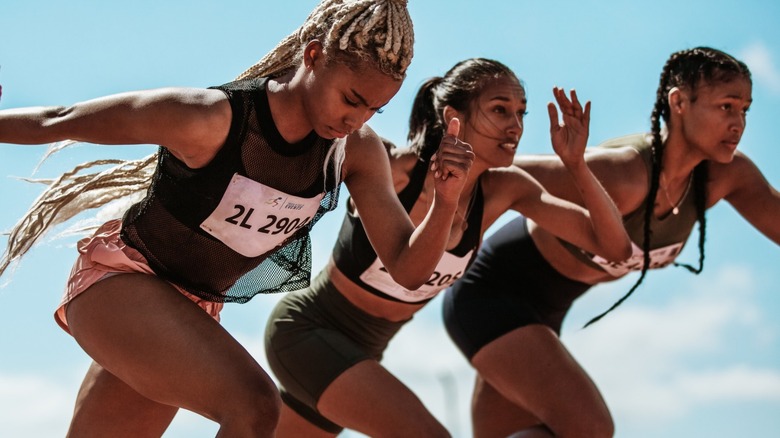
left=430, top=118, right=474, bottom=203
left=547, top=87, right=591, bottom=167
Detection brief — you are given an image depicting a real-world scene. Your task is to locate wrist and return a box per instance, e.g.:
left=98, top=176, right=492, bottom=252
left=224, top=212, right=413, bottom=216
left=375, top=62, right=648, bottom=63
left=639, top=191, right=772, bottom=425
left=563, top=157, right=587, bottom=174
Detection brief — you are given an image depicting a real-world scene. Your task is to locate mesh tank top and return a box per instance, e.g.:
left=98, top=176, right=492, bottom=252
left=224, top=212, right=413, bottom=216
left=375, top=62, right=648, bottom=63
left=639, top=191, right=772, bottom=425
left=120, top=78, right=341, bottom=303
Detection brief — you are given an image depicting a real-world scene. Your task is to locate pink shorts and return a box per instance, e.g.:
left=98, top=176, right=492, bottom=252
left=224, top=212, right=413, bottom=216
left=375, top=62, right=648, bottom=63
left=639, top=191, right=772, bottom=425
left=56, top=219, right=223, bottom=333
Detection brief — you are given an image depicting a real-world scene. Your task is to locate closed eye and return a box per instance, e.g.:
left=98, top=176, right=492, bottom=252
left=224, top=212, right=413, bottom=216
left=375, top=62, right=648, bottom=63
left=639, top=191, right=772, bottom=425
left=345, top=96, right=359, bottom=107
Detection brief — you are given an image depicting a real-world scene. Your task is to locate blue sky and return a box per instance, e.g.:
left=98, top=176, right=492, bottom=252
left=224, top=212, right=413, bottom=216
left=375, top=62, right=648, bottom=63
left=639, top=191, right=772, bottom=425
left=1, top=1, right=778, bottom=437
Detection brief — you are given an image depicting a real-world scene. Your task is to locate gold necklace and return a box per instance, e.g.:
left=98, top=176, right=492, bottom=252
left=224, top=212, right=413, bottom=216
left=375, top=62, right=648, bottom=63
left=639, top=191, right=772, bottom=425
left=660, top=172, right=693, bottom=215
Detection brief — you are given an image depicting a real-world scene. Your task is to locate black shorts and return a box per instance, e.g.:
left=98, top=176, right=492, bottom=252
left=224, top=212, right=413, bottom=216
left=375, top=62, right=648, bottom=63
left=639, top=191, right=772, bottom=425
left=265, top=270, right=409, bottom=432
left=442, top=216, right=591, bottom=360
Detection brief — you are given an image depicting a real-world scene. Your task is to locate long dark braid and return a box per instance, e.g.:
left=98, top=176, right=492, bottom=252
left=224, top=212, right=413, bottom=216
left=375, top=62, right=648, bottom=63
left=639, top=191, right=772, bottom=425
left=407, top=58, right=518, bottom=161
left=585, top=47, right=751, bottom=327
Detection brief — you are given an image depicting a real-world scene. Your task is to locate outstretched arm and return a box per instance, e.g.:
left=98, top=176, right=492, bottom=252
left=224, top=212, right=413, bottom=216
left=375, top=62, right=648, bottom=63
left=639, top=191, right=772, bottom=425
left=510, top=88, right=632, bottom=261
left=0, top=87, right=232, bottom=168
left=716, top=152, right=780, bottom=245
left=343, top=119, right=474, bottom=289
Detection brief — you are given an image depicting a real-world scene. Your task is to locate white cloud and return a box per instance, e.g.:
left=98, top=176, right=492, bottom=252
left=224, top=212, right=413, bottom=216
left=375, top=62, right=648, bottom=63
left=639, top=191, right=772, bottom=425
left=563, top=265, right=780, bottom=425
left=677, top=366, right=780, bottom=402
left=0, top=373, right=74, bottom=437
left=0, top=369, right=222, bottom=438
left=740, top=41, right=780, bottom=95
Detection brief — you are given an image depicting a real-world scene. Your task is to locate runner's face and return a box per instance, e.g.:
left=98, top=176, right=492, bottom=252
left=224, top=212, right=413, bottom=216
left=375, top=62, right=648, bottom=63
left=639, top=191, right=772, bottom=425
left=459, top=76, right=526, bottom=168
left=304, top=56, right=401, bottom=140
left=679, top=77, right=752, bottom=163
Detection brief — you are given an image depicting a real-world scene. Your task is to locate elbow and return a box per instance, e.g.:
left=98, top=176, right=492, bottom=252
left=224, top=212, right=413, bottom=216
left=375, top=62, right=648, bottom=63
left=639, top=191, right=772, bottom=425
left=386, top=269, right=429, bottom=291
left=394, top=274, right=428, bottom=291
left=39, top=106, right=75, bottom=139
left=42, top=106, right=72, bottom=125
left=606, top=241, right=633, bottom=263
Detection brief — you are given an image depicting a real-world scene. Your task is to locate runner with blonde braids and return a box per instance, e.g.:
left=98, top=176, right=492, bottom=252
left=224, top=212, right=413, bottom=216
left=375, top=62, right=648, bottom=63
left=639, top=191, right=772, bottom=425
left=0, top=1, right=474, bottom=436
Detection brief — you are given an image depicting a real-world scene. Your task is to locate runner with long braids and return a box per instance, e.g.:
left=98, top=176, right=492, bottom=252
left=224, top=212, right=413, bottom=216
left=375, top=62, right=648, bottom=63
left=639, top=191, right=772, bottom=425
left=0, top=1, right=475, bottom=436
left=443, top=47, right=779, bottom=437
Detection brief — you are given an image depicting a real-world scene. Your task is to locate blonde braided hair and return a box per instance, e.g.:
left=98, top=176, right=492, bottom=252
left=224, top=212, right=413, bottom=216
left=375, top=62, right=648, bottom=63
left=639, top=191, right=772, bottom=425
left=237, top=0, right=413, bottom=81
left=0, top=0, right=414, bottom=278
left=0, top=151, right=156, bottom=277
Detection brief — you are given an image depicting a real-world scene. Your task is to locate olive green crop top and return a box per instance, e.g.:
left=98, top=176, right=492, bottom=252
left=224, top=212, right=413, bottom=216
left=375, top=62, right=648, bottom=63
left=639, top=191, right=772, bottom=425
left=558, top=133, right=698, bottom=277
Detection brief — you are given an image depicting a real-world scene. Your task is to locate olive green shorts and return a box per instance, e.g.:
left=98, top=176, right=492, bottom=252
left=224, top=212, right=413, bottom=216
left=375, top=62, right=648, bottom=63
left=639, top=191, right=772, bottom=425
left=265, top=270, right=409, bottom=432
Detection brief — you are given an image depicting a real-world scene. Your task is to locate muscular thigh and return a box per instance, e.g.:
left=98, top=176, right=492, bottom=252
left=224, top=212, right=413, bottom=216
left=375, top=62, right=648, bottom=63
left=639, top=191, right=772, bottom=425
left=68, top=361, right=179, bottom=438
left=472, top=325, right=609, bottom=434
left=471, top=375, right=542, bottom=438
left=65, top=273, right=274, bottom=417
left=265, top=274, right=406, bottom=431
left=318, top=359, right=448, bottom=437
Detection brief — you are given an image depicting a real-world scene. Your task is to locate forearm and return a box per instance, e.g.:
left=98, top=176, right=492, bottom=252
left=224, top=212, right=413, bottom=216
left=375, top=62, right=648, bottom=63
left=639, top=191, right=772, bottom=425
left=0, top=106, right=71, bottom=144
left=566, top=160, right=632, bottom=261
left=384, top=196, right=458, bottom=289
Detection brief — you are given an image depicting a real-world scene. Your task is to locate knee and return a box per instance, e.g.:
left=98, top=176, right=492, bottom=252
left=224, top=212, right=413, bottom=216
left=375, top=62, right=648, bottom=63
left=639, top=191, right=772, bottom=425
left=248, top=385, right=282, bottom=429
left=555, top=409, right=614, bottom=438
left=406, top=419, right=450, bottom=438
left=368, top=422, right=450, bottom=438
left=365, top=415, right=450, bottom=438
left=216, top=374, right=282, bottom=433
left=416, top=422, right=451, bottom=438
left=578, top=416, right=614, bottom=438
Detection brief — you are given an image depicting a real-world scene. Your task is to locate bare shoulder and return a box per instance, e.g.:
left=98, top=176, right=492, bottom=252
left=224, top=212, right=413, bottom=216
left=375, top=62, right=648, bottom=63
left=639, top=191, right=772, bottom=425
left=154, top=88, right=233, bottom=168
left=134, top=87, right=229, bottom=117
left=165, top=86, right=228, bottom=104
left=342, top=124, right=390, bottom=179
left=482, top=165, right=540, bottom=201
left=512, top=142, right=648, bottom=213
left=586, top=145, right=648, bottom=210
left=388, top=147, right=420, bottom=193
left=586, top=144, right=643, bottom=167
left=478, top=166, right=538, bottom=226
left=708, top=151, right=767, bottom=204
left=713, top=150, right=759, bottom=173
left=515, top=143, right=646, bottom=182
left=167, top=87, right=232, bottom=136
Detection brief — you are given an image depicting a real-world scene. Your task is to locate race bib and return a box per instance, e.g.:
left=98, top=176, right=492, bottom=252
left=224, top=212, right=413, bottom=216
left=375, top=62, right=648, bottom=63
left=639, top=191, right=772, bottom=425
left=591, top=241, right=684, bottom=277
left=200, top=173, right=323, bottom=257
left=359, top=250, right=474, bottom=302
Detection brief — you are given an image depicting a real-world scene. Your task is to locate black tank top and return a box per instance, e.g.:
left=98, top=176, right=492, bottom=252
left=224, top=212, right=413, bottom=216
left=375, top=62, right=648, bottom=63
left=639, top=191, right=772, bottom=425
left=121, top=78, right=341, bottom=303
left=331, top=158, right=483, bottom=303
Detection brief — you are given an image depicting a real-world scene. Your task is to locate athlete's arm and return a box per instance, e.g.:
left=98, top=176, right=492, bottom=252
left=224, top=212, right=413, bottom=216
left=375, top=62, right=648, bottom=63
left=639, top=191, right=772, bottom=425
left=505, top=88, right=632, bottom=261
left=342, top=121, right=473, bottom=289
left=0, top=87, right=232, bottom=168
left=714, top=152, right=780, bottom=245
left=515, top=147, right=648, bottom=216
